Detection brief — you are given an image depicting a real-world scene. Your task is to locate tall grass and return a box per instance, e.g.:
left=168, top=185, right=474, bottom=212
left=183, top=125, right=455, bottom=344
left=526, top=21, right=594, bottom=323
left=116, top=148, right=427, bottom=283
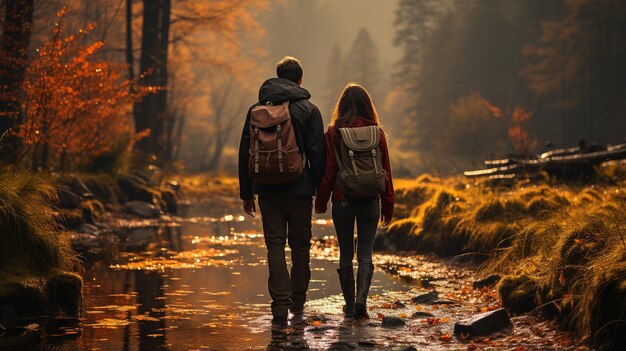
left=0, top=167, right=79, bottom=292
left=380, top=174, right=626, bottom=348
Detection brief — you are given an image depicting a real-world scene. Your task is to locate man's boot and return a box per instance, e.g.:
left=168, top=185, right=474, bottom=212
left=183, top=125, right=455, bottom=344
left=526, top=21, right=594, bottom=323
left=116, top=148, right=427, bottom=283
left=354, top=262, right=374, bottom=319
left=337, top=267, right=355, bottom=317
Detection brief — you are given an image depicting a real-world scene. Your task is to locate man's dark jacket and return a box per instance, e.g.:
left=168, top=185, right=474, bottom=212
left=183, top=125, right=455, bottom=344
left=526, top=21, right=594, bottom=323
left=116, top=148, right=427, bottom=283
left=238, top=78, right=326, bottom=200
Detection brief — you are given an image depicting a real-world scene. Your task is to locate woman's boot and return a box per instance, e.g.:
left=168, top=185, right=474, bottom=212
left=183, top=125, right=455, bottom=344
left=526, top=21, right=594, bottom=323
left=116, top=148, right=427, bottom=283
left=337, top=267, right=355, bottom=317
left=354, top=262, right=374, bottom=319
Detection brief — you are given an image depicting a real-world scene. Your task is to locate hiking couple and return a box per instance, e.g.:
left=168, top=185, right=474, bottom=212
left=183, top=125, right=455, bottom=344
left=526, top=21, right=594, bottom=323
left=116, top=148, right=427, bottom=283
left=238, top=56, right=395, bottom=327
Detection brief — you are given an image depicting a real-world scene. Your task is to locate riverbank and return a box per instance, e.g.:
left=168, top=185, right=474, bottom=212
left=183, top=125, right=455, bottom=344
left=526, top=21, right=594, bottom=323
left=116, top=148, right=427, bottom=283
left=377, top=174, right=626, bottom=350
left=0, top=168, right=82, bottom=339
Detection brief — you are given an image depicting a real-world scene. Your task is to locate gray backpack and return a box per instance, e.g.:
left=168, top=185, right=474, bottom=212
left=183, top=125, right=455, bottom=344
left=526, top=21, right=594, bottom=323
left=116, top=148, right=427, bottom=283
left=334, top=125, right=387, bottom=198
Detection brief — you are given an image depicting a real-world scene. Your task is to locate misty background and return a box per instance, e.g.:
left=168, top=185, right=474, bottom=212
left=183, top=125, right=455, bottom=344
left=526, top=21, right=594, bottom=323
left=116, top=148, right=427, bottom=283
left=10, top=0, right=626, bottom=176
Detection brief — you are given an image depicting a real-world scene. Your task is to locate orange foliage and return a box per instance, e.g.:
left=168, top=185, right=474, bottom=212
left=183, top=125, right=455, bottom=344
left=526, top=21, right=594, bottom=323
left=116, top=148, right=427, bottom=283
left=14, top=9, right=149, bottom=170
left=483, top=99, right=536, bottom=155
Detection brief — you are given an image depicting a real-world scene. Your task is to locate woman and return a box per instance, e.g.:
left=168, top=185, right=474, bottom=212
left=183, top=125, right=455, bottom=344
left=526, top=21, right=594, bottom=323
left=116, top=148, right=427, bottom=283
left=315, top=83, right=394, bottom=319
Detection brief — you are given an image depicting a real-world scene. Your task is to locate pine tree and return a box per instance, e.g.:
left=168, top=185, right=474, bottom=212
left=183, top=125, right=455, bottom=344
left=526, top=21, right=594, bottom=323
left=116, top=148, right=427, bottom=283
left=344, top=28, right=384, bottom=103
left=392, top=0, right=439, bottom=150
left=323, top=44, right=345, bottom=117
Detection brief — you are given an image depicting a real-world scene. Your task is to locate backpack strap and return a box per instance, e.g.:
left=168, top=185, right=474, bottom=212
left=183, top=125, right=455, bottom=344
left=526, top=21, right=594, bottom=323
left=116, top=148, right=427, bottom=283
left=253, top=127, right=259, bottom=173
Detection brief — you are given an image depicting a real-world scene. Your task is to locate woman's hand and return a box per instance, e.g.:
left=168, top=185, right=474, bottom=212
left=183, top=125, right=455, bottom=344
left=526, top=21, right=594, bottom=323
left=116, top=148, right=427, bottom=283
left=381, top=213, right=392, bottom=226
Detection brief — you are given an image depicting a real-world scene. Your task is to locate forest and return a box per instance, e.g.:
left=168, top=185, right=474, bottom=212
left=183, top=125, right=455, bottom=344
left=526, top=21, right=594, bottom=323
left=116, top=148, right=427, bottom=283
left=0, top=1, right=625, bottom=350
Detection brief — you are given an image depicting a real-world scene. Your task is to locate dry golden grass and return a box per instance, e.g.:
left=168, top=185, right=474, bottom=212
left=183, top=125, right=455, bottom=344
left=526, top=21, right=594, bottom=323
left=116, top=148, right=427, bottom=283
left=379, top=173, right=626, bottom=349
left=0, top=167, right=80, bottom=294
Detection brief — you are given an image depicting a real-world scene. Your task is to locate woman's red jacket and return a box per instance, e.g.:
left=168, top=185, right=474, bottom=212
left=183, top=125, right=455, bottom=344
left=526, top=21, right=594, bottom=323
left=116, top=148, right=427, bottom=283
left=314, top=116, right=394, bottom=219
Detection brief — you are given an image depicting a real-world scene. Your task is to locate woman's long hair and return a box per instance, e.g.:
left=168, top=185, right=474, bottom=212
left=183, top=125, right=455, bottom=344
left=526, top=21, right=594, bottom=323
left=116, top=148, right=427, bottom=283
left=329, top=83, right=380, bottom=128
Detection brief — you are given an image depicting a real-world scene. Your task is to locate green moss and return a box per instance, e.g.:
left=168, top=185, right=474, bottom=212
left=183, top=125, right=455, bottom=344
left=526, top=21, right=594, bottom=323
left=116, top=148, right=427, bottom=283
left=45, top=271, right=83, bottom=315
left=498, top=274, right=539, bottom=314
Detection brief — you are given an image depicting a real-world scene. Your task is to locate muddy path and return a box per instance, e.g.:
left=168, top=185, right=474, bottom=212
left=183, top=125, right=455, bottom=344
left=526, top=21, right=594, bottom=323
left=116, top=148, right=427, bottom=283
left=30, top=193, right=590, bottom=351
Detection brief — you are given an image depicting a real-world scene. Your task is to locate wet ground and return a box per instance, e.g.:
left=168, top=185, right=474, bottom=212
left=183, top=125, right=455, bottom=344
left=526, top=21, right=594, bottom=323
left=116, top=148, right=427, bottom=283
left=22, top=194, right=590, bottom=350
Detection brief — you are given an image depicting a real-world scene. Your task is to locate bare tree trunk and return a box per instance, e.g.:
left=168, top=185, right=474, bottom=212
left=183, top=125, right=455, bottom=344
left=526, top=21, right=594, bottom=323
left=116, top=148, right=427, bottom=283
left=0, top=0, right=34, bottom=163
left=133, top=0, right=170, bottom=164
left=134, top=0, right=161, bottom=156
left=154, top=0, right=170, bottom=164
left=125, top=0, right=134, bottom=83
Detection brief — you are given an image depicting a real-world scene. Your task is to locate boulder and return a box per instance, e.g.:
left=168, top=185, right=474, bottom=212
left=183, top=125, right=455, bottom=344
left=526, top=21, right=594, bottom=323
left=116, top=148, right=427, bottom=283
left=411, top=311, right=435, bottom=318
left=78, top=223, right=99, bottom=235
left=382, top=316, right=406, bottom=327
left=122, top=201, right=160, bottom=219
left=117, top=175, right=157, bottom=203
left=453, top=308, right=512, bottom=337
left=412, top=290, right=438, bottom=304
left=57, top=186, right=81, bottom=209
left=328, top=341, right=357, bottom=350
left=45, top=272, right=83, bottom=315
left=392, top=300, right=406, bottom=309
left=70, top=176, right=94, bottom=199
left=473, top=274, right=502, bottom=289
left=165, top=180, right=180, bottom=193
left=160, top=188, right=178, bottom=214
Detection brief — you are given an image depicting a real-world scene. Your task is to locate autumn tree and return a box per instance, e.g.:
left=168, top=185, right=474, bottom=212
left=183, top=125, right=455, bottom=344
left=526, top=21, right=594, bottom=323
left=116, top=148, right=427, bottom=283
left=14, top=9, right=147, bottom=171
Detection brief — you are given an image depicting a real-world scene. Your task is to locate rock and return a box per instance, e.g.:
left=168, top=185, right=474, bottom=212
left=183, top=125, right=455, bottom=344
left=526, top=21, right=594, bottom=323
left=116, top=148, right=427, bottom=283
left=412, top=290, right=438, bottom=304
left=160, top=188, right=178, bottom=214
left=70, top=176, right=94, bottom=199
left=165, top=180, right=180, bottom=193
left=473, top=274, right=502, bottom=289
left=433, top=299, right=457, bottom=305
left=122, top=201, right=160, bottom=219
left=57, top=186, right=81, bottom=208
left=117, top=175, right=157, bottom=203
left=78, top=223, right=99, bottom=235
left=328, top=341, right=357, bottom=350
left=131, top=169, right=157, bottom=186
left=382, top=316, right=406, bottom=327
left=453, top=308, right=512, bottom=337
left=390, top=347, right=417, bottom=351
left=45, top=272, right=83, bottom=315
left=392, top=300, right=406, bottom=309
left=411, top=311, right=435, bottom=318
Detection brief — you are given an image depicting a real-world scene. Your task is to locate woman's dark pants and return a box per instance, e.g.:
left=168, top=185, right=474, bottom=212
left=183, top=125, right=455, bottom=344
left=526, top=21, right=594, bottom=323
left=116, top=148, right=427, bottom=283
left=332, top=197, right=379, bottom=312
left=258, top=195, right=312, bottom=319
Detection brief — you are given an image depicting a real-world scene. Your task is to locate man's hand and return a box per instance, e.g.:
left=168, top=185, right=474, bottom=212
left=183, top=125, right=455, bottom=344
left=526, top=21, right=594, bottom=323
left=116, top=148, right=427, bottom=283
left=243, top=199, right=256, bottom=217
left=381, top=213, right=392, bottom=227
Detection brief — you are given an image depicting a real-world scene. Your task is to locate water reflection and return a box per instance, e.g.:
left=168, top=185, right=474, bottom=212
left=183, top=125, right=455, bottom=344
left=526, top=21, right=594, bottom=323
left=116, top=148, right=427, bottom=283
left=42, top=200, right=415, bottom=351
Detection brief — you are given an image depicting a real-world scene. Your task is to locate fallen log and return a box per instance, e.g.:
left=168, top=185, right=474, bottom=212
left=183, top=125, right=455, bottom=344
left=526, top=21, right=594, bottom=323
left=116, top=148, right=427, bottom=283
left=465, top=143, right=626, bottom=179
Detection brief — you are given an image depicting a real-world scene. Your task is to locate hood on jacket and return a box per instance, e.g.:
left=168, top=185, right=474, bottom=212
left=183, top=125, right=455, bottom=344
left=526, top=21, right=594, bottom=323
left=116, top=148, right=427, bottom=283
left=258, top=78, right=311, bottom=104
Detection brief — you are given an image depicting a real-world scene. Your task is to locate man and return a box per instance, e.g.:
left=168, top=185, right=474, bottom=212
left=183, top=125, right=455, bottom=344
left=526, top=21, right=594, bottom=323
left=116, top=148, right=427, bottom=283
left=238, top=56, right=325, bottom=326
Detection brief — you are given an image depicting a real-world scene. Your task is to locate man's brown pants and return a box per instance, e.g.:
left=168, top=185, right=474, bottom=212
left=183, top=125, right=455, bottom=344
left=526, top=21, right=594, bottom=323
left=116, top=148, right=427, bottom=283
left=258, top=195, right=312, bottom=317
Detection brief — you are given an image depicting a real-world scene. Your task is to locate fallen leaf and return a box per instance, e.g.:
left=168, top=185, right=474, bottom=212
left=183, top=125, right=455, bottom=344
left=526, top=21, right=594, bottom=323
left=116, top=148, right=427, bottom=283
left=440, top=334, right=452, bottom=342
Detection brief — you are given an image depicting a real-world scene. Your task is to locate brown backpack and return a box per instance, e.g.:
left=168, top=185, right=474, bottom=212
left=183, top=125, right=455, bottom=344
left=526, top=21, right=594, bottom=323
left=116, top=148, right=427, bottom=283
left=248, top=101, right=304, bottom=184
left=334, top=125, right=387, bottom=198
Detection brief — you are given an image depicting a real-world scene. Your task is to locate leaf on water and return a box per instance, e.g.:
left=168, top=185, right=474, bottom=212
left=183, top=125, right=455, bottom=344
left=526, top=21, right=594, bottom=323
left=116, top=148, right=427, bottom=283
left=135, top=315, right=160, bottom=322
left=439, top=334, right=452, bottom=342
left=25, top=323, right=39, bottom=330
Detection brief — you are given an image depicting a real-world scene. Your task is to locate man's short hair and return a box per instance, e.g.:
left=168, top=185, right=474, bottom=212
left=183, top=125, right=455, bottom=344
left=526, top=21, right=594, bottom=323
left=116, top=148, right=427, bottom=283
left=276, top=56, right=303, bottom=84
